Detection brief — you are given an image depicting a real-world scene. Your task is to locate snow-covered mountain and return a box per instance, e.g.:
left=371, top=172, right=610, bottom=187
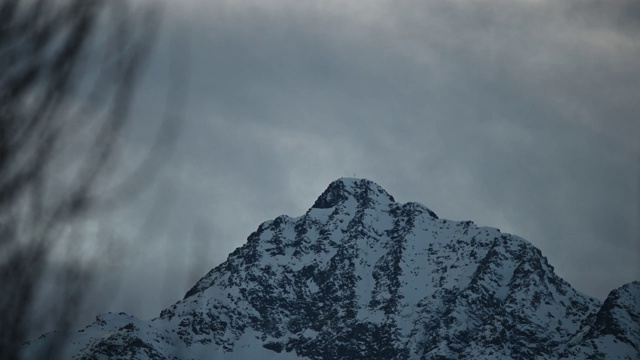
left=25, top=178, right=640, bottom=359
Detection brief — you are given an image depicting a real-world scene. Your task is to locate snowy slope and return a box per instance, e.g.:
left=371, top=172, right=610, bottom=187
left=560, top=281, right=640, bottom=359
left=24, top=178, right=639, bottom=359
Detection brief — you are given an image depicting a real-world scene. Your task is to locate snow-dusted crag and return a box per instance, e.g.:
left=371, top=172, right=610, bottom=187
left=25, top=178, right=640, bottom=359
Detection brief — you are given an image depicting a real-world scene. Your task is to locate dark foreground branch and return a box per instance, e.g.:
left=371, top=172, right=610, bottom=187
left=0, top=1, right=171, bottom=359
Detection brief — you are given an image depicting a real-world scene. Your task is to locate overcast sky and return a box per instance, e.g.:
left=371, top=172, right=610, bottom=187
left=77, top=0, right=639, bottom=326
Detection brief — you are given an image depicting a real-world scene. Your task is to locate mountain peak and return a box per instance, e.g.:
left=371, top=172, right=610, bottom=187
left=311, top=177, right=395, bottom=210
left=23, top=179, right=639, bottom=359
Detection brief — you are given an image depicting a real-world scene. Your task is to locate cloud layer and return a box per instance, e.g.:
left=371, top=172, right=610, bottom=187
left=78, top=0, right=640, bottom=323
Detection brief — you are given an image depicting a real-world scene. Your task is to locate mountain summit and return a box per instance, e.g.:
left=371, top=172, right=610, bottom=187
left=311, top=178, right=396, bottom=209
left=25, top=179, right=639, bottom=359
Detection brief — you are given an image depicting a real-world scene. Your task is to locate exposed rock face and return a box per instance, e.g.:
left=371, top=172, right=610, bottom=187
left=559, top=281, right=640, bottom=359
left=24, top=178, right=640, bottom=359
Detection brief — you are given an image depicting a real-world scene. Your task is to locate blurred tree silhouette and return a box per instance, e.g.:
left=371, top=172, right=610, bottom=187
left=0, top=0, right=169, bottom=358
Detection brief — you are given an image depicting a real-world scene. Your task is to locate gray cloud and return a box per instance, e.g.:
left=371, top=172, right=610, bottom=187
left=74, top=0, right=640, bottom=325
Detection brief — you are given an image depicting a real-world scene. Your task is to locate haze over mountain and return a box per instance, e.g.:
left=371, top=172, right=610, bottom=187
left=68, top=0, right=640, bottom=332
left=26, top=179, right=640, bottom=359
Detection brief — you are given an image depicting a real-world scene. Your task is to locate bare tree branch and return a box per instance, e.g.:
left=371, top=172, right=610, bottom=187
left=0, top=1, right=174, bottom=359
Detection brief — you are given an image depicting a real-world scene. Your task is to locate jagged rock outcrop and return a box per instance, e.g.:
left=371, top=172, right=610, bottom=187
left=560, top=281, right=640, bottom=359
left=24, top=178, right=640, bottom=359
